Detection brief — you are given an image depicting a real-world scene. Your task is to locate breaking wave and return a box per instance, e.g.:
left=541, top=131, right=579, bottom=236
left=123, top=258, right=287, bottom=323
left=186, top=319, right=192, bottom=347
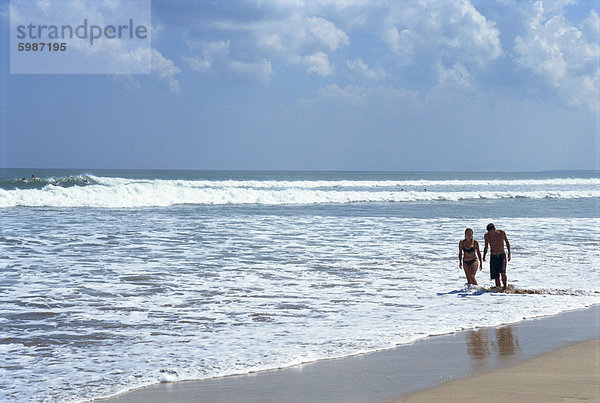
left=0, top=175, right=599, bottom=208
left=0, top=175, right=97, bottom=190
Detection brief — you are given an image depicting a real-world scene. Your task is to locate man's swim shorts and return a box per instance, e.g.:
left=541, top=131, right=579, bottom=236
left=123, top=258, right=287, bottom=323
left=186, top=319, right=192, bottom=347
left=490, top=253, right=506, bottom=280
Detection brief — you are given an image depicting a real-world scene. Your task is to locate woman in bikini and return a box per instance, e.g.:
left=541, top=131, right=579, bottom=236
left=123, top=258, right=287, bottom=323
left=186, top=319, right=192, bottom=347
left=459, top=228, right=483, bottom=285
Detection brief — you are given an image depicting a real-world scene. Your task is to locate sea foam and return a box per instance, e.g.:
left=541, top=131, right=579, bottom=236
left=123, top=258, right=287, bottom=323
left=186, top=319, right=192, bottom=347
left=0, top=176, right=599, bottom=208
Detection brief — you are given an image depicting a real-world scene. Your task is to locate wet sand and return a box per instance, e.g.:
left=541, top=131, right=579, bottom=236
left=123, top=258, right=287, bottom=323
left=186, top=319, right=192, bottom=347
left=99, top=305, right=599, bottom=402
left=397, top=337, right=600, bottom=402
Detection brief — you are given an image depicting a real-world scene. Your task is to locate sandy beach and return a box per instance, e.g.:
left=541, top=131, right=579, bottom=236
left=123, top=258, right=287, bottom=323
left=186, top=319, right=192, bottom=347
left=100, top=305, right=600, bottom=402
left=398, top=338, right=600, bottom=402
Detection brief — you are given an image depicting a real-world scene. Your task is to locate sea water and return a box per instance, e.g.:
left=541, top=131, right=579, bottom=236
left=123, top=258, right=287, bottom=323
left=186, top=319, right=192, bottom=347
left=0, top=169, right=599, bottom=401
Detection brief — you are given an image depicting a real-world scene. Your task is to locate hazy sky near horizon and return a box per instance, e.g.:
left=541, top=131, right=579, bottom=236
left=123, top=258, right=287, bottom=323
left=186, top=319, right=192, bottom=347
left=1, top=0, right=599, bottom=171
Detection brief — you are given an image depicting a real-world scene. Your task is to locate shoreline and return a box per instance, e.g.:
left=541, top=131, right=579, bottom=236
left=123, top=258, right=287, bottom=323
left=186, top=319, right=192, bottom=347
left=99, top=304, right=600, bottom=402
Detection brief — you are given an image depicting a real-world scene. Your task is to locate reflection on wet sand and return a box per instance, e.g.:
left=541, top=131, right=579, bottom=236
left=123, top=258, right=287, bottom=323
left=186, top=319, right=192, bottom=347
left=496, top=326, right=520, bottom=356
left=466, top=325, right=520, bottom=368
left=467, top=329, right=490, bottom=361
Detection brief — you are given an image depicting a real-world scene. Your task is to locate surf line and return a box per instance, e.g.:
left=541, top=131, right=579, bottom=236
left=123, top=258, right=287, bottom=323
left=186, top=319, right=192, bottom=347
left=441, top=285, right=596, bottom=297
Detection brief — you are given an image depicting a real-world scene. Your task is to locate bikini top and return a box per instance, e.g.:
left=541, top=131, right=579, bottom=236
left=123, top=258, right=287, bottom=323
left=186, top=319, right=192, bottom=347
left=462, top=241, right=475, bottom=253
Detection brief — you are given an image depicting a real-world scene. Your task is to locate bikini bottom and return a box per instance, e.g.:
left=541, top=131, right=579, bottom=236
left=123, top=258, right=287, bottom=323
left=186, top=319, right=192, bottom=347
left=464, top=259, right=476, bottom=267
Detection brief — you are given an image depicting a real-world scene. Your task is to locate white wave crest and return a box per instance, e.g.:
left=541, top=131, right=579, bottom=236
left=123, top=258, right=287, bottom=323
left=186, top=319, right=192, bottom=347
left=90, top=176, right=600, bottom=189
left=0, top=176, right=598, bottom=208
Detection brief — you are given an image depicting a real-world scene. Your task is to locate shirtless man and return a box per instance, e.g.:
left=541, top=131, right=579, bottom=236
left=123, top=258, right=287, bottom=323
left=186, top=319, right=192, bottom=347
left=482, top=223, right=511, bottom=290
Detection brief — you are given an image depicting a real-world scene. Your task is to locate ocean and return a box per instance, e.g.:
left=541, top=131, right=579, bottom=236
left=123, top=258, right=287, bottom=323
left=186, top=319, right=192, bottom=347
left=1, top=169, right=599, bottom=401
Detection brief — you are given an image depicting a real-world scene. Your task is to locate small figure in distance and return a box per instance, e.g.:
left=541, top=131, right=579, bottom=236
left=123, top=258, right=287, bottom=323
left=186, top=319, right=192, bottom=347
left=459, top=228, right=483, bottom=286
left=483, top=223, right=511, bottom=290
left=31, top=174, right=36, bottom=179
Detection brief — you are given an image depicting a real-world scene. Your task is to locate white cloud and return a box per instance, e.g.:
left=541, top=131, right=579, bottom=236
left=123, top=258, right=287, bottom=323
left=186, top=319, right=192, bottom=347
left=514, top=2, right=600, bottom=109
left=248, top=14, right=349, bottom=75
left=184, top=55, right=212, bottom=72
left=181, top=4, right=350, bottom=81
left=382, top=0, right=502, bottom=85
left=384, top=27, right=413, bottom=65
left=184, top=40, right=231, bottom=72
left=152, top=48, right=181, bottom=93
left=534, top=0, right=576, bottom=16
left=346, top=58, right=386, bottom=80
left=305, top=16, right=349, bottom=50
left=580, top=9, right=600, bottom=43
left=183, top=40, right=272, bottom=83
left=179, top=1, right=502, bottom=86
left=437, top=63, right=473, bottom=91
left=150, top=21, right=166, bottom=43
left=296, top=52, right=335, bottom=76
left=172, top=0, right=597, bottom=109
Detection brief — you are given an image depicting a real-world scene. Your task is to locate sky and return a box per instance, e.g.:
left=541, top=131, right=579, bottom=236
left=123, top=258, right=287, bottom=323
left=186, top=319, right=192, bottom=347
left=0, top=0, right=599, bottom=171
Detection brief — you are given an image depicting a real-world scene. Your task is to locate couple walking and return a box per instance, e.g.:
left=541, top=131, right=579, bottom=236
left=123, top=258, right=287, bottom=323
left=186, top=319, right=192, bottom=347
left=458, top=223, right=511, bottom=290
